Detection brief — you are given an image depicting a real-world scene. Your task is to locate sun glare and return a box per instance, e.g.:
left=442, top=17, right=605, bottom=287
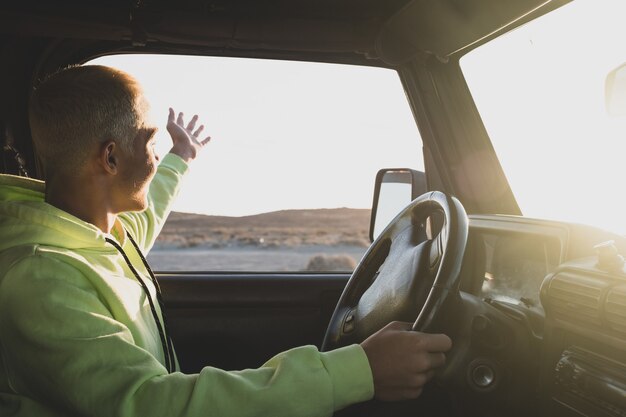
left=461, top=0, right=626, bottom=235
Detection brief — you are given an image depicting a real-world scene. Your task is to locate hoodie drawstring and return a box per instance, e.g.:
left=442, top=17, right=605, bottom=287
left=105, top=232, right=175, bottom=373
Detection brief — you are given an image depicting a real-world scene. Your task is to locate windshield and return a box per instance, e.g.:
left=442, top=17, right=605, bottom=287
left=461, top=0, right=626, bottom=235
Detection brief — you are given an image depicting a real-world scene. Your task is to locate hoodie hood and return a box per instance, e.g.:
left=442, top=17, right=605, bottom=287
left=0, top=174, right=114, bottom=253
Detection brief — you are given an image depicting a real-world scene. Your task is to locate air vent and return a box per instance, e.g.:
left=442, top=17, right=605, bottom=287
left=606, top=284, right=626, bottom=335
left=546, top=272, right=606, bottom=326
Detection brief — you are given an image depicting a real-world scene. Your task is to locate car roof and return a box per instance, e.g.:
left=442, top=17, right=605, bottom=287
left=0, top=0, right=568, bottom=65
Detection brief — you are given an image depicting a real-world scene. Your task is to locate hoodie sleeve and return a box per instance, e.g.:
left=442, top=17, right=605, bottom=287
left=0, top=255, right=374, bottom=417
left=119, top=152, right=189, bottom=253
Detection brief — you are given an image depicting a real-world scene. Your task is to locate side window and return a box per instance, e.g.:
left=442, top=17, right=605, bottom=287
left=90, top=55, right=424, bottom=272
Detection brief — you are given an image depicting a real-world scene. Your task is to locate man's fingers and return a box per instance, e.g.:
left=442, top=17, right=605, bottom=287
left=405, top=352, right=446, bottom=375
left=399, top=387, right=423, bottom=400
left=413, top=332, right=452, bottom=353
left=193, top=125, right=205, bottom=137
left=165, top=107, right=212, bottom=162
left=384, top=321, right=413, bottom=331
left=426, top=352, right=446, bottom=369
left=187, top=115, right=198, bottom=131
left=407, top=373, right=429, bottom=388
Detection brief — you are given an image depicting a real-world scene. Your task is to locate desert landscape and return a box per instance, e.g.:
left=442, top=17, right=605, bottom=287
left=147, top=208, right=371, bottom=272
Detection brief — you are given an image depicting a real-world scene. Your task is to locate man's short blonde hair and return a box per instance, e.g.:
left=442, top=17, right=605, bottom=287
left=29, top=65, right=146, bottom=177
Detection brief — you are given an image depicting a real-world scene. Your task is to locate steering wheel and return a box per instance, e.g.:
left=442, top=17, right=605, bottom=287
left=322, top=191, right=468, bottom=351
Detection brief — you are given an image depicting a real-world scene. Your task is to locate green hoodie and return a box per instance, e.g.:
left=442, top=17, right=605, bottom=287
left=0, top=153, right=373, bottom=417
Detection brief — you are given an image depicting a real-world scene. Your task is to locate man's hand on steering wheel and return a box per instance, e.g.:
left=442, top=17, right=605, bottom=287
left=361, top=321, right=452, bottom=401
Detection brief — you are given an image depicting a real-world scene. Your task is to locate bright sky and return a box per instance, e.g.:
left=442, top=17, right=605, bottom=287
left=461, top=0, right=626, bottom=235
left=90, top=55, right=423, bottom=216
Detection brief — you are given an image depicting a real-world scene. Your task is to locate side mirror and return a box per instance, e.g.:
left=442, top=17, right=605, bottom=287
left=606, top=62, right=626, bottom=117
left=369, top=168, right=427, bottom=241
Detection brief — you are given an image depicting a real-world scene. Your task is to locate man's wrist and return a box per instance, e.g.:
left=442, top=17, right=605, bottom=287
left=169, top=146, right=196, bottom=163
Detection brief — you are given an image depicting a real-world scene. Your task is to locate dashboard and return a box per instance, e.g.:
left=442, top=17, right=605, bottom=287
left=480, top=230, right=561, bottom=312
left=463, top=215, right=626, bottom=417
left=465, top=215, right=568, bottom=312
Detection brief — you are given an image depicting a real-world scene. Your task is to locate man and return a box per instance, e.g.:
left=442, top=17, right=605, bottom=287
left=0, top=65, right=452, bottom=416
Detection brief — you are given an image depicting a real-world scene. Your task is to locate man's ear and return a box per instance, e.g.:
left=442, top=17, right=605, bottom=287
left=100, top=140, right=118, bottom=175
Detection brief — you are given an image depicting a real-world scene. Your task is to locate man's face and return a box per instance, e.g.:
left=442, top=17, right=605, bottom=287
left=116, top=116, right=159, bottom=213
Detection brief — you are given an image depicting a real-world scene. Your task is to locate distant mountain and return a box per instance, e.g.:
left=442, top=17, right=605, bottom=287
left=164, top=208, right=371, bottom=228
left=156, top=208, right=371, bottom=248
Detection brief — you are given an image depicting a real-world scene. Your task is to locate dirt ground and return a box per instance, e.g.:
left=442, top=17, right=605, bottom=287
left=151, top=208, right=372, bottom=271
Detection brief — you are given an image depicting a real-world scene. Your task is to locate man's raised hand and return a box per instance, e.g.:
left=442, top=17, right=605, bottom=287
left=167, top=108, right=211, bottom=163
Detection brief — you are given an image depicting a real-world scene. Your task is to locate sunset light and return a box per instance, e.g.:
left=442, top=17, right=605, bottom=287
left=462, top=0, right=626, bottom=234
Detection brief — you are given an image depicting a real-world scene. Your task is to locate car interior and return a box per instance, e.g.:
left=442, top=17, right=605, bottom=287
left=1, top=1, right=625, bottom=416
